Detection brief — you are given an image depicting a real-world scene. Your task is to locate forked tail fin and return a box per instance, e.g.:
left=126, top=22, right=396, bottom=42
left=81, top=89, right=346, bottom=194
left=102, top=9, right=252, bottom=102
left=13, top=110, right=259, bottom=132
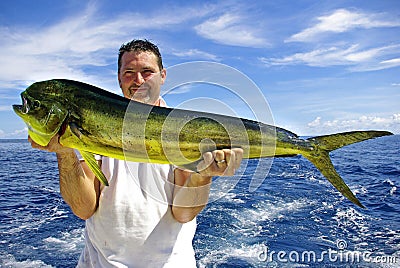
left=303, top=130, right=393, bottom=208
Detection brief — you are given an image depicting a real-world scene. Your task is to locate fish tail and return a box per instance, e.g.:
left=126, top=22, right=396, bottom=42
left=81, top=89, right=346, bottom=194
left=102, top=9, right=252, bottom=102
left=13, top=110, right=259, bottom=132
left=303, top=130, right=393, bottom=208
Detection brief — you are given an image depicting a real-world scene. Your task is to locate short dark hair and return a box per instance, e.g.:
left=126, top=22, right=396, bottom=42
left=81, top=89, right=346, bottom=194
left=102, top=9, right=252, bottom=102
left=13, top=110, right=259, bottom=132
left=118, top=39, right=163, bottom=73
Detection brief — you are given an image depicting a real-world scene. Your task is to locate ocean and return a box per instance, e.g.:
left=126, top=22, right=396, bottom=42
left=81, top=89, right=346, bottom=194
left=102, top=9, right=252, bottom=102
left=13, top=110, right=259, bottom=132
left=0, top=135, right=399, bottom=267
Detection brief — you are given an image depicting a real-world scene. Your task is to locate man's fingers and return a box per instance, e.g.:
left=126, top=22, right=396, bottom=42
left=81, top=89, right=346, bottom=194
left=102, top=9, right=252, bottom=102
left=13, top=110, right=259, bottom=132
left=28, top=135, right=45, bottom=150
left=214, top=150, right=225, bottom=163
left=221, top=149, right=231, bottom=165
left=203, top=151, right=213, bottom=165
left=197, top=152, right=213, bottom=172
left=197, top=148, right=244, bottom=177
left=232, top=148, right=244, bottom=168
left=28, top=134, right=71, bottom=154
left=225, top=149, right=238, bottom=176
left=222, top=148, right=244, bottom=176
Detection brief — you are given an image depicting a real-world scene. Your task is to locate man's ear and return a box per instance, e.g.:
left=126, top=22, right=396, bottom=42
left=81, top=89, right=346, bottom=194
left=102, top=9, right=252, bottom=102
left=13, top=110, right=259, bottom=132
left=117, top=73, right=121, bottom=87
left=160, top=68, right=167, bottom=85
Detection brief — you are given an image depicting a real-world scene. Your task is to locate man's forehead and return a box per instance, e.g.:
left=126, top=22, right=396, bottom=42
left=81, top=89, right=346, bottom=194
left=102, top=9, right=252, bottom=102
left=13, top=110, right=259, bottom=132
left=121, top=51, right=158, bottom=69
left=122, top=51, right=157, bottom=62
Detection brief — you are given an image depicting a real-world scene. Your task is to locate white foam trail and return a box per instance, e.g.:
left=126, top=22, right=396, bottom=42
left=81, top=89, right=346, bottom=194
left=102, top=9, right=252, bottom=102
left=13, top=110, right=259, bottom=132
left=0, top=254, right=54, bottom=268
left=43, top=228, right=84, bottom=252
left=197, top=243, right=262, bottom=267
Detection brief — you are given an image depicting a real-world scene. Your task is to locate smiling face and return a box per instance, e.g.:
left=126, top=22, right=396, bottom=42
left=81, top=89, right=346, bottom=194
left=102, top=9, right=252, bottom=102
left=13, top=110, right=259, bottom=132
left=118, top=51, right=166, bottom=105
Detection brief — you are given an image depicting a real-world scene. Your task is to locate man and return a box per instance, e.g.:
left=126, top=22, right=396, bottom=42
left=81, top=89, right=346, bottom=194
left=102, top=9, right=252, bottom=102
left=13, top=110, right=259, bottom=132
left=29, top=39, right=243, bottom=267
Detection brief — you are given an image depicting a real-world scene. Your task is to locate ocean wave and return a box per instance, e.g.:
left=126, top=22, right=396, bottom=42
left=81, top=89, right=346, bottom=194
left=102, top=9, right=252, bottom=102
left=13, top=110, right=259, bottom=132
left=43, top=228, right=85, bottom=252
left=197, top=243, right=267, bottom=268
left=2, top=136, right=399, bottom=266
left=0, top=253, right=54, bottom=268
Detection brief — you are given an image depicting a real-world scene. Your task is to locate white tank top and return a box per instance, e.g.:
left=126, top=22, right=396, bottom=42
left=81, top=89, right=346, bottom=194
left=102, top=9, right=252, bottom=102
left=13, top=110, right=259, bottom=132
left=77, top=158, right=197, bottom=267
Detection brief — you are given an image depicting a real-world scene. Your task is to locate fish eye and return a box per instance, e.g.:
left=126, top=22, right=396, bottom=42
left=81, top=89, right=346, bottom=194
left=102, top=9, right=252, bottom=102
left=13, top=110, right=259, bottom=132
left=31, top=100, right=40, bottom=109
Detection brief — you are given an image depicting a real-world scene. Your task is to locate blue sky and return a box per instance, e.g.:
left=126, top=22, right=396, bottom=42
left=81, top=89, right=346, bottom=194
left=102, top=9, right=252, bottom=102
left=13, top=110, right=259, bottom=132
left=1, top=0, right=399, bottom=138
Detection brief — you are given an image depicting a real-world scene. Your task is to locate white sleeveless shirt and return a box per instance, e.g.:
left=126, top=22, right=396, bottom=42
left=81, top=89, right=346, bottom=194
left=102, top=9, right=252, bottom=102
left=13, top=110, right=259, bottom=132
left=77, top=159, right=197, bottom=267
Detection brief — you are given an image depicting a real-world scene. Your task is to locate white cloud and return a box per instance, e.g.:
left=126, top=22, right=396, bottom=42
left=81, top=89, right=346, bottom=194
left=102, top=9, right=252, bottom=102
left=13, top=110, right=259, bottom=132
left=287, top=9, right=400, bottom=42
left=307, top=114, right=400, bottom=134
left=260, top=44, right=400, bottom=70
left=380, top=58, right=400, bottom=67
left=195, top=13, right=268, bottom=47
left=171, top=49, right=220, bottom=61
left=349, top=55, right=400, bottom=72
left=307, top=116, right=321, bottom=127
left=261, top=45, right=360, bottom=67
left=0, top=3, right=213, bottom=90
left=268, top=8, right=400, bottom=72
left=12, top=128, right=28, bottom=137
left=0, top=105, right=11, bottom=112
left=0, top=127, right=27, bottom=139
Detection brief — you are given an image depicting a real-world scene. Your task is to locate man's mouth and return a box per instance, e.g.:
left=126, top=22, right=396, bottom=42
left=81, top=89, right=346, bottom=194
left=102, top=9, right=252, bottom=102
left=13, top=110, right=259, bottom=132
left=129, top=87, right=149, bottom=96
left=130, top=86, right=148, bottom=91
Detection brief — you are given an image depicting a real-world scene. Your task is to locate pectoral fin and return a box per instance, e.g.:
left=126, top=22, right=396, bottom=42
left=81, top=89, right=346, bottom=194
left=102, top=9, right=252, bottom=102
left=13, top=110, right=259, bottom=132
left=69, top=122, right=83, bottom=139
left=80, top=150, right=109, bottom=186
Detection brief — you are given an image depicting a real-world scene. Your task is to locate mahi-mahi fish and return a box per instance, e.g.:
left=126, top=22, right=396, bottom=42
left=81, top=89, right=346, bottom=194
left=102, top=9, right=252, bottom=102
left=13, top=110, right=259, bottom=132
left=13, top=79, right=393, bottom=208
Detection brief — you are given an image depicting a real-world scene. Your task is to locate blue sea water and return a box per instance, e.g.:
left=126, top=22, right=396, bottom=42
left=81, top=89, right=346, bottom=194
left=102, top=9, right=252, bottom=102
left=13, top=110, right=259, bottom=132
left=0, top=135, right=399, bottom=267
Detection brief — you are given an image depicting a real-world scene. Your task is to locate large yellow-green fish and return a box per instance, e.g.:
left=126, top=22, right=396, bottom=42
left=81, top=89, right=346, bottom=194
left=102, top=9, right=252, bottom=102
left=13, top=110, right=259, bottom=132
left=13, top=79, right=393, bottom=208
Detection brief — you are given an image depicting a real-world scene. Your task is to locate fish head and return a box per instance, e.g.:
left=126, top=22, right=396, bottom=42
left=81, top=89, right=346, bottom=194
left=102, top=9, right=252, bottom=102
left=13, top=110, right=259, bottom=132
left=13, top=80, right=69, bottom=146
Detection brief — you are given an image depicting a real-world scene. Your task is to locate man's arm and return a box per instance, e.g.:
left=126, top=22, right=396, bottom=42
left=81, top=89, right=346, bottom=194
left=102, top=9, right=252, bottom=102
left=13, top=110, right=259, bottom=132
left=172, top=148, right=243, bottom=223
left=29, top=135, right=100, bottom=220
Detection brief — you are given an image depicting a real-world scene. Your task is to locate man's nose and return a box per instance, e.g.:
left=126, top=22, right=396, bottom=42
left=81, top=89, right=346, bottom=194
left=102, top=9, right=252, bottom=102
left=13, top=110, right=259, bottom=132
left=133, top=72, right=145, bottom=85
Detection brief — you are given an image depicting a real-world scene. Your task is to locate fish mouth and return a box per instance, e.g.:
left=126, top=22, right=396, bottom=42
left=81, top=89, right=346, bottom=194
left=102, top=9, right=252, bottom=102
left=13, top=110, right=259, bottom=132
left=13, top=94, right=29, bottom=115
left=13, top=93, right=40, bottom=115
left=12, top=104, right=23, bottom=114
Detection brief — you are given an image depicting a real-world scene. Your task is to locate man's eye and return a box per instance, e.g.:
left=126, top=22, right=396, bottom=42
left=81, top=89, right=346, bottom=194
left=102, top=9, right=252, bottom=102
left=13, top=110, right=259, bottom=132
left=142, top=70, right=155, bottom=76
left=124, top=71, right=134, bottom=76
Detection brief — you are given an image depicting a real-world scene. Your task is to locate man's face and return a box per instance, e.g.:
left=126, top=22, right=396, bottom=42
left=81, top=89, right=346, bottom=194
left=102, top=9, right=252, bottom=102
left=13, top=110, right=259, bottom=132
left=118, top=51, right=166, bottom=104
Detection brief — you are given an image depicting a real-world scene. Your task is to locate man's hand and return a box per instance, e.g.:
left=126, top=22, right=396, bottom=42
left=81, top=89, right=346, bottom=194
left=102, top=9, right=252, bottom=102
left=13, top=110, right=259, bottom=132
left=197, top=148, right=244, bottom=177
left=28, top=134, right=72, bottom=154
left=172, top=148, right=244, bottom=223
